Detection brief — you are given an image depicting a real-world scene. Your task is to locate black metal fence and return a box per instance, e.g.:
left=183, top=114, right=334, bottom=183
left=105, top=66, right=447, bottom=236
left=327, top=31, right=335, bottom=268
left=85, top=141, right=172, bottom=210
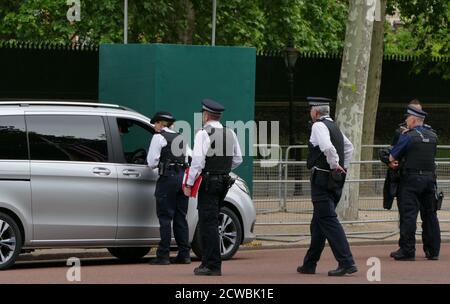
left=0, top=41, right=98, bottom=100
left=255, top=50, right=450, bottom=145
left=0, top=42, right=449, bottom=144
left=256, top=50, right=450, bottom=104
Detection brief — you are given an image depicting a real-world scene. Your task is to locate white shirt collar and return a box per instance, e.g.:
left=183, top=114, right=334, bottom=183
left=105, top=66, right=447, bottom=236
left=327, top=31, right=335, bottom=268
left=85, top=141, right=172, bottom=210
left=319, top=115, right=332, bottom=121
left=162, top=127, right=176, bottom=133
left=204, top=120, right=223, bottom=128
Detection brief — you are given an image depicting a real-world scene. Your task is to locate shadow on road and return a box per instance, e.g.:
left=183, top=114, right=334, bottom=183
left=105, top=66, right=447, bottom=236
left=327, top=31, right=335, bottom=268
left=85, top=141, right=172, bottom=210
left=12, top=256, right=203, bottom=270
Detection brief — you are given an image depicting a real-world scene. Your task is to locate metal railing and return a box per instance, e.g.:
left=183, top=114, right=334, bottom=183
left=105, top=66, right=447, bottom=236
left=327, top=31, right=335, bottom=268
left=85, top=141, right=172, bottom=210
left=252, top=144, right=450, bottom=239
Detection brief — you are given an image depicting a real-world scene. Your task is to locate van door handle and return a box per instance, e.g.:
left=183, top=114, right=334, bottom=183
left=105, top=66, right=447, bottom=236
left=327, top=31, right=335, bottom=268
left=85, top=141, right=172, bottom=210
left=122, top=169, right=141, bottom=178
left=93, top=167, right=111, bottom=176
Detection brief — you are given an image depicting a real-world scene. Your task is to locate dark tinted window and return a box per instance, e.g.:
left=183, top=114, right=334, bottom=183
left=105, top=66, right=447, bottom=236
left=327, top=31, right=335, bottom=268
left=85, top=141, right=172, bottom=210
left=27, top=115, right=108, bottom=162
left=117, top=118, right=154, bottom=164
left=0, top=115, right=28, bottom=160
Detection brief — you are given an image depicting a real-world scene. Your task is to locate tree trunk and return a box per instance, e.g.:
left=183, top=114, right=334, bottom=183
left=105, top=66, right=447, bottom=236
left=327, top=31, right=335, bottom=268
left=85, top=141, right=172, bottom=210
left=335, top=0, right=377, bottom=220
left=361, top=0, right=386, bottom=182
left=179, top=0, right=196, bottom=44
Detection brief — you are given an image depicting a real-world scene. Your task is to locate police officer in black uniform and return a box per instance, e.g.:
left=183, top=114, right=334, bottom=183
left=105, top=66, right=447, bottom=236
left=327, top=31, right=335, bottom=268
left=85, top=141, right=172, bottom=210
left=389, top=106, right=441, bottom=261
left=297, top=97, right=357, bottom=276
left=147, top=111, right=191, bottom=265
left=383, top=100, right=438, bottom=259
left=183, top=99, right=242, bottom=276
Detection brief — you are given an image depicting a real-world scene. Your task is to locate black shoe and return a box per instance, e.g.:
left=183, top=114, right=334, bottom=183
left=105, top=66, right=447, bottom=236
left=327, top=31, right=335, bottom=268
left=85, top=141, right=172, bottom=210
left=328, top=265, right=358, bottom=276
left=194, top=266, right=221, bottom=276
left=427, top=256, right=439, bottom=261
left=390, top=249, right=402, bottom=258
left=170, top=257, right=191, bottom=264
left=393, top=251, right=415, bottom=261
left=193, top=265, right=205, bottom=273
left=149, top=258, right=170, bottom=265
left=297, top=264, right=316, bottom=274
left=425, top=252, right=439, bottom=260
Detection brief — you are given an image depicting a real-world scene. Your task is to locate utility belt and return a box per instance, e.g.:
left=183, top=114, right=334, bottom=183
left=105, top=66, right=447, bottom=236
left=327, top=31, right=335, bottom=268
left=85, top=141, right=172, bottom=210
left=311, top=166, right=346, bottom=191
left=158, top=161, right=187, bottom=176
left=401, top=168, right=435, bottom=176
left=201, top=171, right=235, bottom=196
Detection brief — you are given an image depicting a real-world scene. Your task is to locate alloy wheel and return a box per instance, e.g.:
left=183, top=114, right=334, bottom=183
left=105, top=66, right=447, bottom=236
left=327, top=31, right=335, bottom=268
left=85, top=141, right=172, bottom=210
left=0, top=220, right=16, bottom=265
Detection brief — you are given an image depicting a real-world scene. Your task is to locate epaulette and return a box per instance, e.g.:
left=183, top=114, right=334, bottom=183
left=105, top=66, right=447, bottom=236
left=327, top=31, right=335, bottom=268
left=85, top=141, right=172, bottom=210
left=402, top=128, right=413, bottom=134
left=423, top=124, right=436, bottom=132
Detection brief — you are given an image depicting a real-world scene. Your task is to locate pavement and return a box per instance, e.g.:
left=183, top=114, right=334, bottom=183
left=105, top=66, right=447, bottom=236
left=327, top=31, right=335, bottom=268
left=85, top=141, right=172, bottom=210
left=1, top=239, right=450, bottom=284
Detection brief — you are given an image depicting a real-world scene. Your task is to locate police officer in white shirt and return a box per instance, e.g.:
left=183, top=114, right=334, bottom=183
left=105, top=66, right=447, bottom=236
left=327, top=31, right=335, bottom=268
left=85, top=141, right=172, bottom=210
left=297, top=97, right=358, bottom=276
left=147, top=111, right=191, bottom=265
left=183, top=99, right=242, bottom=276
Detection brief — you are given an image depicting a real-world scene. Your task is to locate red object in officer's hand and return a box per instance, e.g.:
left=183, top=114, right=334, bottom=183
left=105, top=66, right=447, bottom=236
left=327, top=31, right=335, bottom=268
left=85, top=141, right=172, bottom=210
left=182, top=168, right=202, bottom=198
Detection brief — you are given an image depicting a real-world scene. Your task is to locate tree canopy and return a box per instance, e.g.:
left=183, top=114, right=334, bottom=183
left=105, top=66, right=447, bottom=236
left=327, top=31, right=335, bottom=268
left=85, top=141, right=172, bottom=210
left=387, top=0, right=449, bottom=78
left=0, top=0, right=448, bottom=76
left=0, top=0, right=349, bottom=52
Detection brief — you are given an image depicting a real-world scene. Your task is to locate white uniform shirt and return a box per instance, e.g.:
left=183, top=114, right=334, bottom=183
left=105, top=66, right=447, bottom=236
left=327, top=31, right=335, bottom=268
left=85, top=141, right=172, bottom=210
left=187, top=120, right=243, bottom=186
left=146, top=127, right=176, bottom=169
left=310, top=116, right=354, bottom=169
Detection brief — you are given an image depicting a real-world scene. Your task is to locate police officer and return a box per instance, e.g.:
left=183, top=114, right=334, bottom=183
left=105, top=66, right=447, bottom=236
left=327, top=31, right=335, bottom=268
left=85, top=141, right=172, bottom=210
left=389, top=106, right=441, bottom=261
left=297, top=97, right=358, bottom=276
left=386, top=100, right=438, bottom=259
left=183, top=99, right=242, bottom=276
left=147, top=111, right=191, bottom=265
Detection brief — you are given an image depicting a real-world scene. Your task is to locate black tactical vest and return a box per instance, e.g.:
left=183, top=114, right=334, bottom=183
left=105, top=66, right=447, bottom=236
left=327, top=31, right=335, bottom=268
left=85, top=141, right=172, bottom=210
left=159, top=130, right=186, bottom=165
left=402, top=128, right=437, bottom=171
left=203, top=126, right=234, bottom=174
left=306, top=117, right=345, bottom=170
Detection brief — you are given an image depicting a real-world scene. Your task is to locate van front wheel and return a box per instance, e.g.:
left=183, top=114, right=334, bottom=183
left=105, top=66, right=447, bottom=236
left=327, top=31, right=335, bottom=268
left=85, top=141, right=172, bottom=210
left=191, top=206, right=242, bottom=261
left=0, top=213, right=22, bottom=270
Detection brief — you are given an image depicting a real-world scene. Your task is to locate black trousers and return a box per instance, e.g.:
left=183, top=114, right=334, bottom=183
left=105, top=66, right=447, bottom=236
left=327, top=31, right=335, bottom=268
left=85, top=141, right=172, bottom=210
left=303, top=170, right=355, bottom=268
left=197, top=176, right=226, bottom=271
left=397, top=174, right=441, bottom=256
left=155, top=170, right=190, bottom=260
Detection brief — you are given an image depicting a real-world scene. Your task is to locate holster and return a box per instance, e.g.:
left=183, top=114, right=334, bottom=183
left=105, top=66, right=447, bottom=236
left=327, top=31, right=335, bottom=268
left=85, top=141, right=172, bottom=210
left=219, top=175, right=235, bottom=204
left=158, top=162, right=166, bottom=176
left=433, top=182, right=444, bottom=211
left=203, top=173, right=235, bottom=204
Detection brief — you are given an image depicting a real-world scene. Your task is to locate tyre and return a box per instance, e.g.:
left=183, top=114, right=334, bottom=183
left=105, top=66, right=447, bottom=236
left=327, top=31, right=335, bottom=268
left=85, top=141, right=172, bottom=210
left=0, top=213, right=23, bottom=270
left=191, top=206, right=243, bottom=261
left=107, top=247, right=150, bottom=261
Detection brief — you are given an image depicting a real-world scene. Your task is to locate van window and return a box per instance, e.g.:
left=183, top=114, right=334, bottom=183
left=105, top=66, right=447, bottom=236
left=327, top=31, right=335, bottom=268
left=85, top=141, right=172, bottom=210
left=0, top=115, right=28, bottom=160
left=116, top=118, right=154, bottom=164
left=27, top=115, right=108, bottom=162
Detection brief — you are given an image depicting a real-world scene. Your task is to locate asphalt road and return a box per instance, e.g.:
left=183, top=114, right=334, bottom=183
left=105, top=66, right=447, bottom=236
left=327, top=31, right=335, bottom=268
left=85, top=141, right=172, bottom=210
left=1, top=244, right=449, bottom=284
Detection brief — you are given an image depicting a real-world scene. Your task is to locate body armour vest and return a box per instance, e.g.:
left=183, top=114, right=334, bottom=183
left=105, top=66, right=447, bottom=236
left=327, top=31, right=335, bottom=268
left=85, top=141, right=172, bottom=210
left=159, top=130, right=186, bottom=165
left=203, top=126, right=234, bottom=174
left=306, top=118, right=345, bottom=170
left=402, top=128, right=437, bottom=171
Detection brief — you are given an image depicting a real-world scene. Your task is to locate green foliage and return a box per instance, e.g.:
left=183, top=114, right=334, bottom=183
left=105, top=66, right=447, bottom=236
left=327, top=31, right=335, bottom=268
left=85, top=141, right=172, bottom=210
left=0, top=0, right=123, bottom=43
left=387, top=0, right=450, bottom=79
left=0, top=0, right=348, bottom=53
left=0, top=0, right=448, bottom=78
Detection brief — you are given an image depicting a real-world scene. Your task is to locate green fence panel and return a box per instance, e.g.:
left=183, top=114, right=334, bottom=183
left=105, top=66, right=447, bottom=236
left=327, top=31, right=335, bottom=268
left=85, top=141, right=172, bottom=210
left=99, top=44, right=256, bottom=193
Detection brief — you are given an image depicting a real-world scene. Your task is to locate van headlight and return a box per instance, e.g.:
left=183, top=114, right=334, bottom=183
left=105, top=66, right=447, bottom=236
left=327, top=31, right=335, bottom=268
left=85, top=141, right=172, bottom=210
left=235, top=178, right=250, bottom=195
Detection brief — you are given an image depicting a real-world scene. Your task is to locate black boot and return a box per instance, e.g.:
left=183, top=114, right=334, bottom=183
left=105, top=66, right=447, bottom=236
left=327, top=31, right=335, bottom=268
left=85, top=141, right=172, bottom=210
left=328, top=265, right=358, bottom=276
left=297, top=264, right=316, bottom=274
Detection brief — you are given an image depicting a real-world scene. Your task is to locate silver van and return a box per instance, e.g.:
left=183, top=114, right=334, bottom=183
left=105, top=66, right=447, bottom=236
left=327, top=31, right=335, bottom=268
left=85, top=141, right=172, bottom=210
left=0, top=101, right=256, bottom=270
